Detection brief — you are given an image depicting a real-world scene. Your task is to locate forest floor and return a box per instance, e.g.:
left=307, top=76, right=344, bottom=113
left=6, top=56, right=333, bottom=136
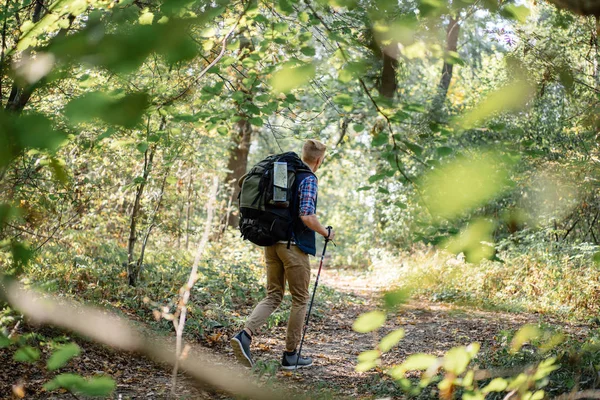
left=1, top=266, right=591, bottom=400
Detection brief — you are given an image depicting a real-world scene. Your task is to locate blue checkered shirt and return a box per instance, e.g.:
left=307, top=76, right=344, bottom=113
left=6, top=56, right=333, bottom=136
left=298, top=175, right=317, bottom=216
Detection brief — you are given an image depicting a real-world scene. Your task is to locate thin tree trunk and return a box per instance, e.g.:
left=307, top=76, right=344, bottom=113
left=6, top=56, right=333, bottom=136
left=176, top=174, right=185, bottom=249
left=185, top=172, right=193, bottom=250
left=127, top=144, right=156, bottom=286
left=379, top=44, right=399, bottom=100
left=224, top=34, right=254, bottom=229
left=135, top=169, right=169, bottom=280
left=0, top=0, right=11, bottom=105
left=5, top=0, right=43, bottom=112
left=431, top=17, right=460, bottom=121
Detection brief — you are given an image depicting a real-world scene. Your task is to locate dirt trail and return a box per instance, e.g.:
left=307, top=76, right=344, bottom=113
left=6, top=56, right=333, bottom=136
left=1, top=267, right=589, bottom=399
left=237, top=267, right=565, bottom=399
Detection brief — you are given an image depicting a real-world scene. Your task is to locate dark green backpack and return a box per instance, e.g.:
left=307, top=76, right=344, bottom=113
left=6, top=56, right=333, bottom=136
left=238, top=152, right=313, bottom=246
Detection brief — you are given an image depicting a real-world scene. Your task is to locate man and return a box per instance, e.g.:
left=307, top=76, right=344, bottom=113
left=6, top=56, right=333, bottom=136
left=231, top=139, right=335, bottom=370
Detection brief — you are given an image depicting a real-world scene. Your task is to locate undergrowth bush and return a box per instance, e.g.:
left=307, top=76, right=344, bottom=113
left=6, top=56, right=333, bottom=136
left=9, top=230, right=345, bottom=341
left=381, top=231, right=600, bottom=320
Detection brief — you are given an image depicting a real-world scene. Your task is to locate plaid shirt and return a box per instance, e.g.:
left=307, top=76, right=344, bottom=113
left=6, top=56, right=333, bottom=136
left=298, top=175, right=317, bottom=216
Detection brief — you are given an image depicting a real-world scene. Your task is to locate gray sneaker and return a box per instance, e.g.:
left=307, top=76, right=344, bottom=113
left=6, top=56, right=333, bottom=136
left=230, top=330, right=253, bottom=367
left=281, top=350, right=313, bottom=370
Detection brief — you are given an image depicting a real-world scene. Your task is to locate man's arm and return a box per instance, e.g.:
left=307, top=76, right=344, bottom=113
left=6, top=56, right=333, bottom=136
left=300, top=214, right=334, bottom=240
left=298, top=175, right=336, bottom=240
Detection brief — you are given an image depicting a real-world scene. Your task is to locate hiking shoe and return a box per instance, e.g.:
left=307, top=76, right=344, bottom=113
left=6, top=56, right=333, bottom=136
left=281, top=350, right=313, bottom=370
left=230, top=330, right=253, bottom=367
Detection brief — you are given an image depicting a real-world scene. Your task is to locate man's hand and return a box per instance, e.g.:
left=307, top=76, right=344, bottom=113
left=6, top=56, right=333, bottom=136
left=325, top=227, right=335, bottom=241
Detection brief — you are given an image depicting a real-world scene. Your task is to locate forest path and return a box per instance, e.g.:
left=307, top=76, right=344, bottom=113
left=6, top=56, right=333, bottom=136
left=224, top=266, right=589, bottom=399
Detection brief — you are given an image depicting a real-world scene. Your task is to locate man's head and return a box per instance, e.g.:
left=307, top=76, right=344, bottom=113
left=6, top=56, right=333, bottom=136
left=301, top=139, right=327, bottom=172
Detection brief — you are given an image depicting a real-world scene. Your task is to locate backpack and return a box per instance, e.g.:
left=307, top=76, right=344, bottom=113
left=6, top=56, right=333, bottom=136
left=238, top=152, right=314, bottom=246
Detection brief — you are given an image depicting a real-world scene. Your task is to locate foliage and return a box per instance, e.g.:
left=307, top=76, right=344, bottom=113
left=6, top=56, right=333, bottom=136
left=352, top=307, right=599, bottom=399
left=0, top=324, right=115, bottom=397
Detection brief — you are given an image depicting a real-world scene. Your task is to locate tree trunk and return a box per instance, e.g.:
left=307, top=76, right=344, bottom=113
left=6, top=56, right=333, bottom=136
left=3, top=0, right=44, bottom=112
left=135, top=170, right=169, bottom=279
left=127, top=144, right=156, bottom=286
left=431, top=17, right=460, bottom=121
left=185, top=172, right=193, bottom=250
left=223, top=34, right=254, bottom=229
left=379, top=43, right=399, bottom=100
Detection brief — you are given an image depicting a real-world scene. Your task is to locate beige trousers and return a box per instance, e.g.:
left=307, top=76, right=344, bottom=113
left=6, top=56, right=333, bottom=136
left=245, top=243, right=310, bottom=352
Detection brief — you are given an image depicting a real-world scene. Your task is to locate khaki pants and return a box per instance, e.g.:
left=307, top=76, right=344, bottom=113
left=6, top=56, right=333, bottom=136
left=245, top=243, right=310, bottom=352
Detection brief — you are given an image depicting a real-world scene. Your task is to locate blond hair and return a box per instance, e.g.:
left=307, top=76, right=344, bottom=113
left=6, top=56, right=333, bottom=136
left=301, top=139, right=327, bottom=164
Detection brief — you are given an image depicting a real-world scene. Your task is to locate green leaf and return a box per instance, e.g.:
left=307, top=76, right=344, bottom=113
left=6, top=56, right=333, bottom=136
left=353, top=123, right=364, bottom=132
left=355, top=359, right=378, bottom=372
left=333, top=94, right=353, bottom=106
left=353, top=311, right=386, bottom=333
left=12, top=113, right=68, bottom=153
left=77, top=376, right=116, bottom=396
left=300, top=46, right=316, bottom=57
left=9, top=241, right=33, bottom=276
left=136, top=142, right=149, bottom=153
left=139, top=10, right=154, bottom=25
left=357, top=186, right=372, bottom=191
left=482, top=378, right=508, bottom=393
left=44, top=374, right=85, bottom=391
left=593, top=252, right=600, bottom=265
left=14, top=346, right=40, bottom=363
left=456, top=80, right=535, bottom=130
left=422, top=151, right=514, bottom=220
left=379, top=329, right=405, bottom=352
left=444, top=51, right=464, bottom=66
left=44, top=374, right=116, bottom=397
left=249, top=117, right=264, bottom=127
left=278, top=0, right=294, bottom=13
left=255, top=94, right=270, bottom=102
left=299, top=12, right=309, bottom=23
left=372, top=131, right=388, bottom=147
left=511, top=324, right=541, bottom=354
left=443, top=219, right=496, bottom=263
left=368, top=174, right=386, bottom=184
left=270, top=63, right=315, bottom=93
left=65, top=92, right=149, bottom=128
left=400, top=353, right=438, bottom=370
left=358, top=350, right=381, bottom=362
left=383, top=289, right=411, bottom=309
left=50, top=158, right=68, bottom=184
left=402, top=140, right=423, bottom=156
left=47, top=343, right=81, bottom=371
left=436, top=146, right=453, bottom=157
left=443, top=346, right=471, bottom=375
left=338, top=69, right=353, bottom=83
left=395, top=201, right=407, bottom=209
left=418, top=0, right=447, bottom=17
left=501, top=4, right=530, bottom=23
left=0, top=333, right=11, bottom=348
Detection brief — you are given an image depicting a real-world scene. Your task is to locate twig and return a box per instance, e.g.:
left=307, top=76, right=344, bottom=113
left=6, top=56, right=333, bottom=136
left=171, top=176, right=219, bottom=396
left=67, top=391, right=80, bottom=400
left=8, top=320, right=20, bottom=338
left=503, top=389, right=517, bottom=400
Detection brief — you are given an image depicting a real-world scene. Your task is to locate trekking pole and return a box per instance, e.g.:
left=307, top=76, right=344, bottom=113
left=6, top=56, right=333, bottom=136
left=295, top=226, right=334, bottom=370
